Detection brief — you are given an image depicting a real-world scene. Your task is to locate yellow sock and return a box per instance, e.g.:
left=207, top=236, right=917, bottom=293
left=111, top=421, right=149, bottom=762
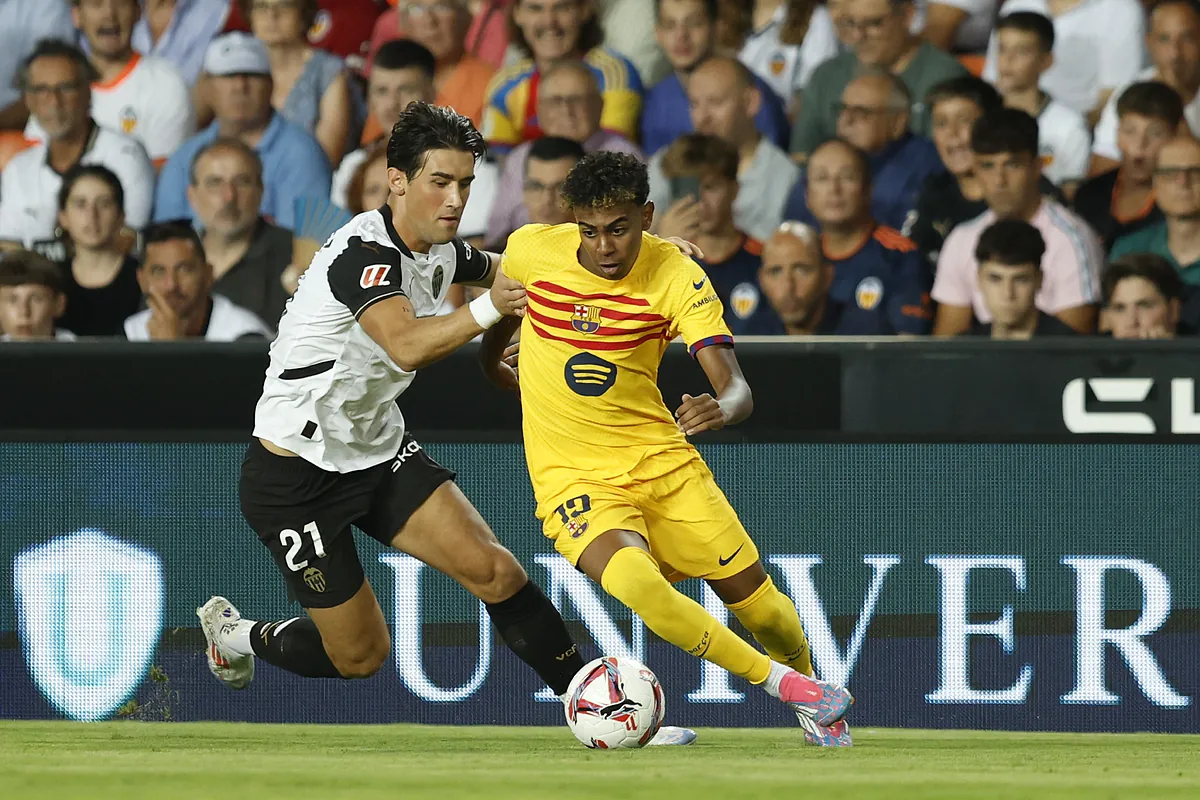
left=727, top=577, right=813, bottom=676
left=600, top=546, right=772, bottom=684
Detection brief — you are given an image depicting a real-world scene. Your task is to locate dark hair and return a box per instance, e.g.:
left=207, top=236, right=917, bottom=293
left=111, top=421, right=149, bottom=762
left=188, top=137, right=264, bottom=187
left=975, top=219, right=1046, bottom=268
left=0, top=250, right=65, bottom=293
left=926, top=75, right=1003, bottom=116
left=528, top=136, right=586, bottom=165
left=654, top=0, right=720, bottom=23
left=971, top=108, right=1039, bottom=158
left=57, top=164, right=125, bottom=213
left=1151, top=0, right=1200, bottom=20
left=509, top=0, right=604, bottom=59
left=661, top=133, right=739, bottom=182
left=15, top=38, right=98, bottom=91
left=386, top=101, right=487, bottom=179
left=1102, top=253, right=1185, bottom=305
left=808, top=138, right=872, bottom=185
left=560, top=151, right=649, bottom=209
left=139, top=220, right=207, bottom=266
left=996, top=11, right=1055, bottom=51
left=237, top=0, right=320, bottom=30
left=1116, top=81, right=1185, bottom=127
left=373, top=38, right=437, bottom=81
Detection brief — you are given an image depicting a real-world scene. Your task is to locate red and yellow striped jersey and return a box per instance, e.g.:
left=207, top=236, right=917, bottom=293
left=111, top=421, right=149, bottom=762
left=502, top=224, right=732, bottom=513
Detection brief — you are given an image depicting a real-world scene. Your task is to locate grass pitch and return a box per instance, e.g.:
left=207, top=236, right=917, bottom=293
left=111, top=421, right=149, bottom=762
left=1, top=723, right=1197, bottom=800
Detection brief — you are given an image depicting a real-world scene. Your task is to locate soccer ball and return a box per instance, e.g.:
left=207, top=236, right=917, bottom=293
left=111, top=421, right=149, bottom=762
left=564, top=656, right=665, bottom=749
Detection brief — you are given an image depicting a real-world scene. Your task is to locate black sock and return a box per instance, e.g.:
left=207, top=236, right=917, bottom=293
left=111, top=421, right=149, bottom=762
left=250, top=618, right=342, bottom=678
left=486, top=580, right=584, bottom=695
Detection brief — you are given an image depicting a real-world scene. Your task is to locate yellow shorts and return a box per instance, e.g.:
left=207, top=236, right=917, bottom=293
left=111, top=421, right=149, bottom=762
left=538, top=457, right=759, bottom=581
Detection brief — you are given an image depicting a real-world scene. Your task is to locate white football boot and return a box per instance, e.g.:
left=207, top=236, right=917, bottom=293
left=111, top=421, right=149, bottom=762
left=196, top=596, right=255, bottom=690
left=646, top=726, right=699, bottom=746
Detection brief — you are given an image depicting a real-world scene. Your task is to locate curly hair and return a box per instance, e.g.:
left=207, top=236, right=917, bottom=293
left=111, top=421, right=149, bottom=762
left=560, top=151, right=649, bottom=210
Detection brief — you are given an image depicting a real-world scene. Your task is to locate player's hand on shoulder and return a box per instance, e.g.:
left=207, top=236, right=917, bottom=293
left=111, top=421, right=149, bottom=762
left=664, top=236, right=704, bottom=260
left=675, top=393, right=727, bottom=436
left=488, top=265, right=527, bottom=317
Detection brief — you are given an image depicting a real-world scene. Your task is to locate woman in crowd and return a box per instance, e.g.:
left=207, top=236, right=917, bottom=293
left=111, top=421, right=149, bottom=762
left=55, top=166, right=142, bottom=338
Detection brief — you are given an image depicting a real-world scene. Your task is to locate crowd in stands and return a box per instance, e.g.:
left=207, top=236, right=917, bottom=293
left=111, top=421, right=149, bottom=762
left=0, top=0, right=1198, bottom=343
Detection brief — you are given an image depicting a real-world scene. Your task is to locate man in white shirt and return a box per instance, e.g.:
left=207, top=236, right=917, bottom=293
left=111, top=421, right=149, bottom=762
left=983, top=0, right=1147, bottom=122
left=24, top=0, right=195, bottom=167
left=992, top=11, right=1090, bottom=192
left=0, top=0, right=76, bottom=130
left=1092, top=0, right=1200, bottom=172
left=125, top=220, right=273, bottom=341
left=0, top=40, right=154, bottom=254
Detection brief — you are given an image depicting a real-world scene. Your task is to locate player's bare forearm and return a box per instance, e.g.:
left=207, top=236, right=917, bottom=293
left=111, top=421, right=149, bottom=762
left=675, top=344, right=753, bottom=435
left=479, top=314, right=523, bottom=392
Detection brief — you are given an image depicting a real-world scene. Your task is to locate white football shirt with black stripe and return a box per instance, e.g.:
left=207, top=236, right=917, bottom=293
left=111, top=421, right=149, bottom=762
left=253, top=208, right=490, bottom=473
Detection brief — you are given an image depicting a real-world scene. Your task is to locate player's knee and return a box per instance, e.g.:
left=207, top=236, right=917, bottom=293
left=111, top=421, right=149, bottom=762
left=461, top=544, right=529, bottom=605
left=329, top=631, right=391, bottom=679
left=600, top=547, right=670, bottom=612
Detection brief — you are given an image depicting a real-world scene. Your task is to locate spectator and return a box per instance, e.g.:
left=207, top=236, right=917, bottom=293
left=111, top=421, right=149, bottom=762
left=982, top=0, right=1146, bottom=122
left=334, top=38, right=436, bottom=208
left=1111, top=136, right=1200, bottom=284
left=738, top=0, right=840, bottom=114
left=24, top=0, right=195, bottom=168
left=1101, top=252, right=1187, bottom=338
left=595, top=0, right=672, bottom=88
left=229, top=0, right=383, bottom=73
left=785, top=70, right=943, bottom=230
left=644, top=0, right=791, bottom=154
left=482, top=0, right=643, bottom=155
left=933, top=108, right=1102, bottom=335
left=518, top=136, right=584, bottom=226
left=0, top=0, right=76, bottom=130
left=0, top=41, right=154, bottom=254
left=755, top=221, right=835, bottom=334
left=188, top=138, right=293, bottom=326
left=805, top=138, right=932, bottom=334
left=239, top=0, right=362, bottom=165
left=487, top=60, right=640, bottom=246
left=1093, top=0, right=1200, bottom=172
left=657, top=134, right=778, bottom=334
left=968, top=218, right=1077, bottom=337
left=791, top=0, right=965, bottom=158
left=1073, top=82, right=1180, bottom=251
left=126, top=220, right=274, bottom=340
left=992, top=12, right=1089, bottom=191
left=0, top=250, right=75, bottom=341
left=345, top=143, right=390, bottom=214
left=133, top=0, right=233, bottom=86
left=366, top=0, right=512, bottom=74
left=155, top=33, right=332, bottom=230
left=649, top=56, right=800, bottom=242
left=913, top=0, right=998, bottom=53
left=55, top=165, right=142, bottom=337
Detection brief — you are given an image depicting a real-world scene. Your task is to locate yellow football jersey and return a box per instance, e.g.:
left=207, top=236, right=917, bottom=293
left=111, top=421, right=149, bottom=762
left=502, top=224, right=733, bottom=516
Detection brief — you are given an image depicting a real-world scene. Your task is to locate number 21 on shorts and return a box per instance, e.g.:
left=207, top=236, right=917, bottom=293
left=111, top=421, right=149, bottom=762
left=279, top=521, right=325, bottom=571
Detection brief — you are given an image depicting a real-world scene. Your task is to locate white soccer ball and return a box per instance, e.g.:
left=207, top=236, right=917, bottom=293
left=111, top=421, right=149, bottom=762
left=564, top=656, right=665, bottom=749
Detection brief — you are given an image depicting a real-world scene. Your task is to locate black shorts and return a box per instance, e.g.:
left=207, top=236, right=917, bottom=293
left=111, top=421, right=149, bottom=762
left=239, top=434, right=456, bottom=608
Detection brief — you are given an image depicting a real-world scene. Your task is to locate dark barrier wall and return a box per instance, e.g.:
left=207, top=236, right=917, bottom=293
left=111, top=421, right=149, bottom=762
left=1, top=342, right=1198, bottom=731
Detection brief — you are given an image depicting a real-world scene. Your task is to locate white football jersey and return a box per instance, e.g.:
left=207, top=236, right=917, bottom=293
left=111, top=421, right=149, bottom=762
left=253, top=208, right=490, bottom=473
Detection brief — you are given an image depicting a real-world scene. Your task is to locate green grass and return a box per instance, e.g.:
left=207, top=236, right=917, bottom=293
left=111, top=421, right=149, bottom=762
left=0, top=723, right=1197, bottom=800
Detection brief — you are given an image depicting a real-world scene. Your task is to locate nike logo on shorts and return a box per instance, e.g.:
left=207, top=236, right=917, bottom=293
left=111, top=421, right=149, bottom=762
left=718, top=544, right=744, bottom=566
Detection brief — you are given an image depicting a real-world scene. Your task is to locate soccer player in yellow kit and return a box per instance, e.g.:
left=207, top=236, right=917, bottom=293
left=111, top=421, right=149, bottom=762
left=480, top=152, right=853, bottom=746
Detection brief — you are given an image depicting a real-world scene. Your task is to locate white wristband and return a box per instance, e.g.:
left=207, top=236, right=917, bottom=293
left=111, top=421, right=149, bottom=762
left=469, top=292, right=504, bottom=329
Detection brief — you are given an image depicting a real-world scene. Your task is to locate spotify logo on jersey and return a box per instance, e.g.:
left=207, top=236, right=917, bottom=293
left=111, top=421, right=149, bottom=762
left=565, top=353, right=617, bottom=396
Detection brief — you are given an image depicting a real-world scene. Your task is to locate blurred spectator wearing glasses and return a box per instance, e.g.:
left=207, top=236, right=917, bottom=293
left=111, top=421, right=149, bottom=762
left=1102, top=253, right=1192, bottom=338
left=486, top=60, right=639, bottom=246
left=482, top=0, right=643, bottom=156
left=55, top=165, right=143, bottom=337
left=644, top=0, right=790, bottom=155
left=785, top=70, right=942, bottom=230
left=367, top=0, right=512, bottom=74
left=982, top=0, right=1146, bottom=125
left=968, top=218, right=1077, bottom=338
left=23, top=0, right=195, bottom=169
left=790, top=0, right=965, bottom=160
left=0, top=0, right=75, bottom=130
left=154, top=33, right=332, bottom=230
left=0, top=251, right=75, bottom=341
left=1073, top=82, right=1181, bottom=252
left=933, top=108, right=1102, bottom=336
left=0, top=41, right=154, bottom=254
left=735, top=0, right=839, bottom=116
left=516, top=136, right=583, bottom=226
left=992, top=12, right=1089, bottom=193
left=133, top=0, right=235, bottom=86
left=1111, top=136, right=1200, bottom=285
left=1092, top=0, right=1200, bottom=174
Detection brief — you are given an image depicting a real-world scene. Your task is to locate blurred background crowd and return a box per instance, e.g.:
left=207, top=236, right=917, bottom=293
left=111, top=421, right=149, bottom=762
left=1, top=0, right=1198, bottom=344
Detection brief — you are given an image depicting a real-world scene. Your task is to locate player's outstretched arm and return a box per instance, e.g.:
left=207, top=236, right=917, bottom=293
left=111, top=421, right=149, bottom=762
left=479, top=314, right=523, bottom=392
left=359, top=268, right=526, bottom=373
left=674, top=345, right=753, bottom=436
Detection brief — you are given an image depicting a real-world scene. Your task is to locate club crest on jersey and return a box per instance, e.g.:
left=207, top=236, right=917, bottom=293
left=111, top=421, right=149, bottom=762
left=571, top=304, right=602, bottom=334
left=855, top=277, right=884, bottom=310
left=432, top=264, right=444, bottom=297
left=729, top=283, right=760, bottom=319
left=360, top=264, right=392, bottom=289
left=119, top=106, right=137, bottom=135
left=769, top=52, right=786, bottom=76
